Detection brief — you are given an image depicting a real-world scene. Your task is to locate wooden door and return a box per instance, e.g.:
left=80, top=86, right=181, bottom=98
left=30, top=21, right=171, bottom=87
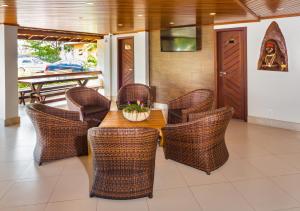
left=216, top=28, right=247, bottom=121
left=118, top=37, right=134, bottom=89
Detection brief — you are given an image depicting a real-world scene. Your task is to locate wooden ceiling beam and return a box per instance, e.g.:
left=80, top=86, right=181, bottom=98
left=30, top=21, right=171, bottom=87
left=18, top=27, right=103, bottom=42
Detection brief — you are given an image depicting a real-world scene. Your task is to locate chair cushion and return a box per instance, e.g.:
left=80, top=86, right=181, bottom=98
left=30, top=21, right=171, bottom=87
left=83, top=105, right=107, bottom=115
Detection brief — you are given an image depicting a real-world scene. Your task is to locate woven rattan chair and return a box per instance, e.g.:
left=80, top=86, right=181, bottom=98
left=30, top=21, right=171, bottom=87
left=26, top=103, right=89, bottom=165
left=162, top=107, right=234, bottom=175
left=167, top=89, right=214, bottom=124
left=116, top=83, right=152, bottom=109
left=88, top=127, right=159, bottom=199
left=66, top=87, right=111, bottom=128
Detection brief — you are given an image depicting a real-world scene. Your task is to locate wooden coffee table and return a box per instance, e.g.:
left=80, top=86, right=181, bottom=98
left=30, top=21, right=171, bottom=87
left=100, top=110, right=166, bottom=146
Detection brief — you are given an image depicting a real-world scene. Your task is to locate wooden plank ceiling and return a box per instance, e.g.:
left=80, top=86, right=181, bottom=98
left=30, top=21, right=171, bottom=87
left=240, top=0, right=300, bottom=18
left=0, top=0, right=299, bottom=35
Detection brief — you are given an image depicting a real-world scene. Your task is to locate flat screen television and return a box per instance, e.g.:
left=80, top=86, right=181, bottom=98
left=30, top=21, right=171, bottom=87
left=160, top=26, right=201, bottom=52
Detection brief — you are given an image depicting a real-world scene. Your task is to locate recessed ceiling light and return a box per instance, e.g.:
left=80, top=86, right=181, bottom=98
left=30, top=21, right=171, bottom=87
left=137, top=14, right=143, bottom=17
left=84, top=2, right=94, bottom=5
left=0, top=4, right=8, bottom=7
left=277, top=7, right=284, bottom=11
left=118, top=23, right=123, bottom=27
left=210, top=12, right=216, bottom=16
left=169, top=22, right=175, bottom=25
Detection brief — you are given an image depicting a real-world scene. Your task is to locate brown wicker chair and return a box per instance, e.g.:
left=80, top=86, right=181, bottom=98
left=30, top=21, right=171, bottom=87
left=88, top=127, right=159, bottom=199
left=116, top=83, right=152, bottom=109
left=66, top=87, right=111, bottom=128
left=162, top=107, right=234, bottom=175
left=26, top=103, right=89, bottom=165
left=167, top=89, right=214, bottom=124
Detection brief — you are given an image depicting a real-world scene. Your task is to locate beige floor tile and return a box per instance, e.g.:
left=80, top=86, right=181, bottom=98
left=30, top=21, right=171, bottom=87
left=0, top=147, right=33, bottom=162
left=247, top=155, right=300, bottom=177
left=0, top=162, right=31, bottom=181
left=276, top=208, right=300, bottom=211
left=272, top=174, right=300, bottom=202
left=20, top=161, right=64, bottom=179
left=219, top=159, right=265, bottom=181
left=148, top=187, right=201, bottom=211
left=49, top=173, right=90, bottom=202
left=0, top=181, right=14, bottom=199
left=97, top=198, right=148, bottom=211
left=232, top=178, right=299, bottom=211
left=262, top=140, right=300, bottom=155
left=60, top=157, right=91, bottom=177
left=276, top=153, right=300, bottom=170
left=0, top=177, right=58, bottom=208
left=227, top=142, right=271, bottom=159
left=45, top=199, right=97, bottom=211
left=175, top=162, right=228, bottom=186
left=191, top=183, right=254, bottom=211
left=0, top=204, right=46, bottom=211
left=154, top=162, right=187, bottom=190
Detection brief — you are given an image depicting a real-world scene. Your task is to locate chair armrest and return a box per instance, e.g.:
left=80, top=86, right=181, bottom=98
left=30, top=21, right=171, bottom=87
left=40, top=106, right=82, bottom=121
left=96, top=94, right=111, bottom=109
left=162, top=120, right=203, bottom=147
left=181, top=99, right=214, bottom=122
left=168, top=97, right=186, bottom=110
left=188, top=107, right=234, bottom=122
left=57, top=110, right=81, bottom=121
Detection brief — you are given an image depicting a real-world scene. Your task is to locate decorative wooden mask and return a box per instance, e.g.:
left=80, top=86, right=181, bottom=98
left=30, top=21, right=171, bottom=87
left=258, top=21, right=288, bottom=72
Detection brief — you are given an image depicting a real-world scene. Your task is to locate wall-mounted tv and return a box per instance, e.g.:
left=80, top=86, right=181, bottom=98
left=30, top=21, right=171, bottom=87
left=160, top=26, right=201, bottom=52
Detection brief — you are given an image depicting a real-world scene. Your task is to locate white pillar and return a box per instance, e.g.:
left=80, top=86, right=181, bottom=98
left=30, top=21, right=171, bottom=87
left=0, top=24, right=19, bottom=126
left=134, top=31, right=149, bottom=85
left=103, top=35, right=112, bottom=99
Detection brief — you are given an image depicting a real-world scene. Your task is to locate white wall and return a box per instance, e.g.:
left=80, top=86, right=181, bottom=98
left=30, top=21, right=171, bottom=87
left=0, top=24, right=19, bottom=124
left=103, top=32, right=149, bottom=97
left=215, top=17, right=300, bottom=124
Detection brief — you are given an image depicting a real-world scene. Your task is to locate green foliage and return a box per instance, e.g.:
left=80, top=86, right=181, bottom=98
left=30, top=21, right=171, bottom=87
left=86, top=43, right=97, bottom=52
left=122, top=103, right=149, bottom=113
left=25, top=41, right=61, bottom=63
left=83, top=55, right=97, bottom=69
left=64, top=45, right=74, bottom=52
left=18, top=83, right=29, bottom=89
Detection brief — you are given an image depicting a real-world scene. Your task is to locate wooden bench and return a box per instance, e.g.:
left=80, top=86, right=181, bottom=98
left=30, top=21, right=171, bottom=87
left=19, top=88, right=33, bottom=105
left=19, top=84, right=103, bottom=105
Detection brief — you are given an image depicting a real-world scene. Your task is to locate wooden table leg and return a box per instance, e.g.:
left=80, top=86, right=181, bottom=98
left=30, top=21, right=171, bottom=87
left=30, top=84, right=43, bottom=103
left=36, top=84, right=44, bottom=103
left=30, top=85, right=37, bottom=103
left=77, top=79, right=89, bottom=87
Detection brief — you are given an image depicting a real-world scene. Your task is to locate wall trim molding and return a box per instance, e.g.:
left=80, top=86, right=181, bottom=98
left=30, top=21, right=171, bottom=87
left=3, top=116, right=20, bottom=127
left=248, top=116, right=300, bottom=132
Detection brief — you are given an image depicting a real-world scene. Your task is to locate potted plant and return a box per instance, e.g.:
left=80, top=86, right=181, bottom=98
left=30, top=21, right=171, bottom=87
left=122, top=100, right=151, bottom=122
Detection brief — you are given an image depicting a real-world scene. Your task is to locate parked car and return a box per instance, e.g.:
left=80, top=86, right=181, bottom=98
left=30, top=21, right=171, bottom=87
left=18, top=57, right=49, bottom=74
left=45, top=60, right=84, bottom=72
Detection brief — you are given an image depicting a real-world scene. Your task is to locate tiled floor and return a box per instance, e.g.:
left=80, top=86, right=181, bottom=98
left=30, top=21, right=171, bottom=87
left=0, top=105, right=300, bottom=211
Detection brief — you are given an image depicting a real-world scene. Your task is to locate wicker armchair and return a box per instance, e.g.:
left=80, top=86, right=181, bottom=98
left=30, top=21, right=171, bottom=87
left=162, top=107, right=234, bottom=175
left=26, top=104, right=89, bottom=165
left=116, top=83, right=152, bottom=109
left=167, top=89, right=214, bottom=124
left=88, top=127, right=159, bottom=199
left=66, top=87, right=111, bottom=128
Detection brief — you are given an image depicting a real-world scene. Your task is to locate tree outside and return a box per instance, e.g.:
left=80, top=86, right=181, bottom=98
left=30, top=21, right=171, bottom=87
left=18, top=40, right=98, bottom=77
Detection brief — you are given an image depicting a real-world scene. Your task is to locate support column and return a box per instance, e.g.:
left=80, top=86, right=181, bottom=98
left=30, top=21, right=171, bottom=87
left=102, top=34, right=112, bottom=99
left=0, top=24, right=19, bottom=126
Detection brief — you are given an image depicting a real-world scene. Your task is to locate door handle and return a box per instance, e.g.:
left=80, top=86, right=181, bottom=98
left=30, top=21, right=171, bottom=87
left=128, top=68, right=133, bottom=71
left=219, top=71, right=227, bottom=77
